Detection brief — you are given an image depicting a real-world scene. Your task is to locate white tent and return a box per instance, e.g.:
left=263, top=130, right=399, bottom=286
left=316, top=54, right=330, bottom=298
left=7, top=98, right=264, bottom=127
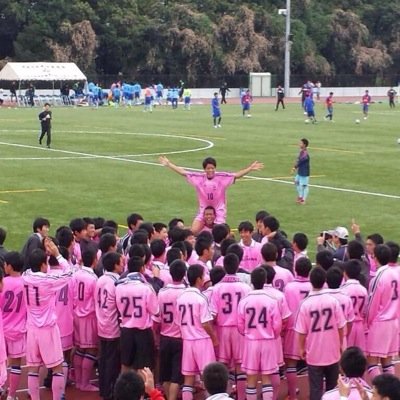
left=0, top=62, right=87, bottom=81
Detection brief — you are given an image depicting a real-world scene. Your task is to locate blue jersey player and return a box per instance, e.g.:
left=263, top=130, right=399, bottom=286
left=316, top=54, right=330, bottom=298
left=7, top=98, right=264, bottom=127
left=212, top=92, right=221, bottom=128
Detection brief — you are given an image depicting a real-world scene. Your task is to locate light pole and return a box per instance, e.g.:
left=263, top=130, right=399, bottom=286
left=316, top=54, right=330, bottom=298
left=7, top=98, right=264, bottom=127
left=284, top=0, right=291, bottom=97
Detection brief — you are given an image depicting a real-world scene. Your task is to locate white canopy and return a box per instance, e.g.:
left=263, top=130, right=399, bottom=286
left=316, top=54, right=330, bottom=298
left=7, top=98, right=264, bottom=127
left=0, top=62, right=87, bottom=81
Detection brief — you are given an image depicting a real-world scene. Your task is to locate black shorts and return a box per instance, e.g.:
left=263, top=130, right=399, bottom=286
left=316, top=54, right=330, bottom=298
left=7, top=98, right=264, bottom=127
left=159, top=335, right=183, bottom=384
left=120, top=327, right=155, bottom=369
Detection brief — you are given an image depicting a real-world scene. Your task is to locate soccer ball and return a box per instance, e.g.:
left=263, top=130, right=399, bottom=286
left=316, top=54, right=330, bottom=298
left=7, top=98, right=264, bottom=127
left=355, top=119, right=360, bottom=124
left=305, top=119, right=310, bottom=124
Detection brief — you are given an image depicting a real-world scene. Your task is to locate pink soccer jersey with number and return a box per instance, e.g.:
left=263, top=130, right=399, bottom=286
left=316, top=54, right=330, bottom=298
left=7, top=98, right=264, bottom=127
left=115, top=276, right=159, bottom=329
left=326, top=289, right=355, bottom=325
left=263, top=284, right=291, bottom=321
left=283, top=277, right=312, bottom=330
left=341, top=279, right=368, bottom=323
left=272, top=264, right=294, bottom=292
left=237, top=290, right=282, bottom=340
left=22, top=269, right=72, bottom=328
left=95, top=271, right=120, bottom=339
left=175, top=287, right=213, bottom=340
left=49, top=268, right=74, bottom=338
left=0, top=276, right=27, bottom=341
left=155, top=283, right=186, bottom=338
left=239, top=240, right=262, bottom=272
left=366, top=265, right=400, bottom=326
left=73, top=266, right=98, bottom=318
left=186, top=172, right=235, bottom=220
left=295, top=291, right=346, bottom=366
left=210, top=275, right=251, bottom=327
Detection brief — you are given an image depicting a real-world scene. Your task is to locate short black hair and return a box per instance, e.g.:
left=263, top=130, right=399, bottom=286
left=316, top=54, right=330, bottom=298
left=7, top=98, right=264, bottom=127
left=316, top=250, right=334, bottom=271
left=310, top=267, right=326, bottom=289
left=347, top=240, right=365, bottom=260
left=212, top=224, right=230, bottom=244
left=166, top=247, right=182, bottom=265
left=226, top=243, right=244, bottom=263
left=104, top=219, right=118, bottom=232
left=366, top=233, right=384, bottom=245
left=128, top=256, right=144, bottom=273
left=187, top=264, right=204, bottom=286
left=261, top=264, right=276, bottom=284
left=138, top=222, right=154, bottom=240
left=340, top=347, right=367, bottom=378
left=261, top=242, right=277, bottom=262
left=385, top=241, right=400, bottom=263
left=102, top=252, right=122, bottom=273
left=127, top=213, right=143, bottom=228
left=326, top=267, right=343, bottom=289
left=293, top=232, right=308, bottom=251
left=203, top=362, right=229, bottom=395
left=210, top=267, right=225, bottom=285
left=69, top=218, right=86, bottom=234
left=29, top=248, right=47, bottom=272
left=99, top=233, right=117, bottom=253
left=55, top=226, right=74, bottom=248
left=343, top=259, right=362, bottom=279
left=295, top=257, right=312, bottom=278
left=262, top=216, right=279, bottom=232
left=128, top=244, right=146, bottom=259
left=251, top=267, right=267, bottom=290
left=202, top=157, right=217, bottom=169
left=374, top=244, right=391, bottom=266
left=171, top=241, right=187, bottom=259
left=301, top=138, right=309, bottom=147
left=169, top=260, right=187, bottom=282
left=33, top=217, right=50, bottom=232
left=238, top=221, right=254, bottom=233
left=154, top=222, right=167, bottom=233
left=255, top=210, right=269, bottom=223
left=150, top=239, right=166, bottom=258
left=195, top=236, right=213, bottom=257
left=114, top=371, right=145, bottom=400
left=168, top=228, right=186, bottom=244
left=168, top=218, right=184, bottom=231
left=3, top=251, right=24, bottom=272
left=130, top=230, right=149, bottom=245
left=223, top=253, right=239, bottom=274
left=372, top=374, right=400, bottom=400
left=220, top=238, right=236, bottom=257
left=82, top=248, right=97, bottom=268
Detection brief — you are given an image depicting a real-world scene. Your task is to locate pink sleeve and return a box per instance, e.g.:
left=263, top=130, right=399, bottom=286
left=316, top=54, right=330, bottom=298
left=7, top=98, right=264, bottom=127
left=366, top=280, right=381, bottom=326
left=280, top=296, right=292, bottom=320
left=147, top=287, right=160, bottom=316
left=346, top=298, right=355, bottom=322
left=186, top=173, right=202, bottom=187
left=335, top=300, right=346, bottom=329
left=271, top=304, right=282, bottom=337
left=294, top=305, right=307, bottom=334
left=237, top=301, right=245, bottom=335
left=200, top=298, right=213, bottom=324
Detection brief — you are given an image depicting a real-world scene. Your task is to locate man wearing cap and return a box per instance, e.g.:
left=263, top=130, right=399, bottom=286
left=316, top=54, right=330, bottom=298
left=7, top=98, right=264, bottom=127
left=317, top=227, right=349, bottom=262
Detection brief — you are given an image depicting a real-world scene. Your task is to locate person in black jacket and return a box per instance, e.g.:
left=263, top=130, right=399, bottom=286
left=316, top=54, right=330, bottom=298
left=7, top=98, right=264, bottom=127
left=38, top=103, right=52, bottom=148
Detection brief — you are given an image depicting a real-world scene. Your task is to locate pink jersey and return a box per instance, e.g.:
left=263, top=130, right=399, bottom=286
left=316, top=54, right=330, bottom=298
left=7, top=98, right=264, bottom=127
left=293, top=252, right=308, bottom=274
left=175, top=287, right=213, bottom=340
left=215, top=256, right=224, bottom=267
left=341, top=279, right=368, bottom=322
left=186, top=172, right=235, bottom=220
left=155, top=283, right=186, bottom=338
left=210, top=275, right=251, bottom=327
left=153, top=261, right=173, bottom=286
left=367, top=254, right=377, bottom=277
left=72, top=241, right=82, bottom=264
left=0, top=310, right=6, bottom=363
left=95, top=271, right=120, bottom=339
left=238, top=290, right=282, bottom=340
left=295, top=290, right=346, bottom=366
left=115, top=274, right=159, bottom=329
left=366, top=265, right=400, bottom=326
left=73, top=266, right=98, bottom=318
left=239, top=240, right=262, bottom=272
left=263, top=284, right=291, bottom=320
left=195, top=259, right=211, bottom=283
left=203, top=286, right=214, bottom=302
left=0, top=276, right=27, bottom=341
left=49, top=268, right=74, bottom=338
left=284, top=277, right=312, bottom=329
left=322, top=379, right=372, bottom=400
left=22, top=269, right=72, bottom=328
left=326, top=289, right=355, bottom=325
left=272, top=264, right=294, bottom=292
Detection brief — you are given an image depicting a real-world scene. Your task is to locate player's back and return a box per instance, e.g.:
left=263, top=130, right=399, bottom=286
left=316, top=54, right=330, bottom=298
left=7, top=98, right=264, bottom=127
left=273, top=264, right=294, bottom=292
left=49, top=268, right=74, bottom=338
left=238, top=290, right=281, bottom=340
left=22, top=269, right=71, bottom=328
left=73, top=266, right=98, bottom=318
left=0, top=275, right=27, bottom=338
left=210, top=275, right=251, bottom=327
left=115, top=278, right=158, bottom=329
left=326, top=289, right=355, bottom=323
left=176, top=287, right=212, bottom=340
left=367, top=265, right=400, bottom=324
left=341, top=279, right=367, bottom=322
left=284, top=278, right=312, bottom=329
left=263, top=284, right=291, bottom=321
left=157, top=283, right=186, bottom=338
left=95, top=271, right=120, bottom=339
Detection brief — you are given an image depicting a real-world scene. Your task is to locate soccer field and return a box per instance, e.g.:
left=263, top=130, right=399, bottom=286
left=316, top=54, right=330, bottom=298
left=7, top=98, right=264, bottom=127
left=0, top=101, right=399, bottom=253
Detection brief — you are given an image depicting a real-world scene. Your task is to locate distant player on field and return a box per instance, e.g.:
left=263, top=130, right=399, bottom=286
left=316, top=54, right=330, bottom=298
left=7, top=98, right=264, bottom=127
left=387, top=87, right=397, bottom=108
left=304, top=94, right=316, bottom=123
left=325, top=92, right=334, bottom=121
left=241, top=89, right=252, bottom=117
left=211, top=92, right=222, bottom=128
left=292, top=138, right=310, bottom=205
left=159, top=156, right=263, bottom=235
left=362, top=90, right=371, bottom=119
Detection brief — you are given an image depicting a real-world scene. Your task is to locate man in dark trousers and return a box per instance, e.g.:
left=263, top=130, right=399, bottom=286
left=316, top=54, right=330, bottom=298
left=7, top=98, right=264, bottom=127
left=219, top=82, right=230, bottom=104
left=275, top=85, right=285, bottom=110
left=38, top=102, right=52, bottom=148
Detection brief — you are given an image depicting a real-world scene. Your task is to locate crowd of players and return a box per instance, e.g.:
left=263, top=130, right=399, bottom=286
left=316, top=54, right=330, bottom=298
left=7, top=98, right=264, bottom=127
left=0, top=204, right=399, bottom=400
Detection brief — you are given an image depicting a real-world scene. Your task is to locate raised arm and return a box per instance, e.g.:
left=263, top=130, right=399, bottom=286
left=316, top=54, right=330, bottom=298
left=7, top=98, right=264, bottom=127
left=234, top=161, right=264, bottom=179
left=159, top=156, right=188, bottom=176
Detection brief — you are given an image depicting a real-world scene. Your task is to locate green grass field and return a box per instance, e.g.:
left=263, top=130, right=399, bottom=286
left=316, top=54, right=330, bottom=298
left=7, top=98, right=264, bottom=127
left=0, top=101, right=399, bottom=255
